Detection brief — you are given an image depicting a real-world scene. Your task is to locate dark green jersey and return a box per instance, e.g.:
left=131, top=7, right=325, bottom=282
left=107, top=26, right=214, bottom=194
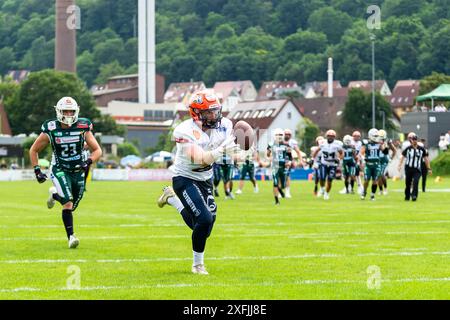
left=268, top=143, right=289, bottom=170
left=343, top=145, right=355, bottom=164
left=41, top=118, right=93, bottom=171
left=379, top=144, right=389, bottom=164
left=363, top=141, right=381, bottom=165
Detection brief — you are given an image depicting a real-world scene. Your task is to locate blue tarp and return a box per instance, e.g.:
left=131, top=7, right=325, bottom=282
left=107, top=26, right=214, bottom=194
left=233, top=168, right=315, bottom=180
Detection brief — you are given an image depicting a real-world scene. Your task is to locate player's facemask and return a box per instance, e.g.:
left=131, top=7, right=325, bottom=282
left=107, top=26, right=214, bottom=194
left=327, top=137, right=334, bottom=143
left=196, top=106, right=222, bottom=129
left=56, top=107, right=79, bottom=126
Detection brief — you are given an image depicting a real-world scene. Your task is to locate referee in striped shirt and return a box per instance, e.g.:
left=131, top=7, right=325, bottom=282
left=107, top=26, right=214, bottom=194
left=398, top=132, right=432, bottom=201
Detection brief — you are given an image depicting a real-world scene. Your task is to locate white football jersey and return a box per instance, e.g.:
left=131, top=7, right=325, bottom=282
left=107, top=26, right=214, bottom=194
left=311, top=146, right=321, bottom=168
left=352, top=139, right=363, bottom=154
left=319, top=140, right=343, bottom=166
left=286, top=138, right=298, bottom=149
left=171, top=117, right=233, bottom=181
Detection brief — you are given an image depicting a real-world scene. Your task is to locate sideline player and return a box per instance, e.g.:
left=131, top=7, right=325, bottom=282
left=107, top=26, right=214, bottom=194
left=29, top=97, right=102, bottom=248
left=283, top=129, right=304, bottom=198
left=312, top=130, right=343, bottom=200
left=267, top=128, right=291, bottom=205
left=157, top=91, right=240, bottom=275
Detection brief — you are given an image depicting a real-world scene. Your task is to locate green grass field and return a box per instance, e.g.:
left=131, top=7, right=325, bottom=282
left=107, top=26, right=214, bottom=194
left=0, top=178, right=449, bottom=299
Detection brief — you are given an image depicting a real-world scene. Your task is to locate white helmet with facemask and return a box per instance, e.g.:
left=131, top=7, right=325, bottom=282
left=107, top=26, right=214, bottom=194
left=55, top=97, right=80, bottom=126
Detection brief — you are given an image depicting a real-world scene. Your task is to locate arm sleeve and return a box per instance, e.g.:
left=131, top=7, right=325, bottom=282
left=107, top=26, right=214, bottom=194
left=173, top=126, right=195, bottom=144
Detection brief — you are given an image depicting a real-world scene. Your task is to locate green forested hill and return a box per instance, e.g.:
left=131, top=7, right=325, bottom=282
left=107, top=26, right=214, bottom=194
left=0, top=0, right=449, bottom=89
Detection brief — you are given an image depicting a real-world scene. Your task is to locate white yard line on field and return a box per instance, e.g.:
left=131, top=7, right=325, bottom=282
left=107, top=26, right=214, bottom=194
left=392, top=189, right=450, bottom=192
left=0, top=230, right=448, bottom=242
left=1, top=251, right=449, bottom=265
left=1, top=277, right=450, bottom=294
left=1, top=220, right=450, bottom=229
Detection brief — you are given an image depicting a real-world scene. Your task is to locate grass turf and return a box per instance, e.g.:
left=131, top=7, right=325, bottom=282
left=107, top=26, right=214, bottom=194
left=0, top=178, right=449, bottom=299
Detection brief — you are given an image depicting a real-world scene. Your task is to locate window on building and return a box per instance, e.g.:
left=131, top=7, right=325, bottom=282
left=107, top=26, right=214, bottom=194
left=287, top=112, right=292, bottom=119
left=233, top=111, right=242, bottom=119
left=144, top=110, right=154, bottom=121
left=154, top=110, right=164, bottom=120
left=165, top=111, right=174, bottom=119
left=252, top=110, right=260, bottom=118
left=265, top=109, right=275, bottom=117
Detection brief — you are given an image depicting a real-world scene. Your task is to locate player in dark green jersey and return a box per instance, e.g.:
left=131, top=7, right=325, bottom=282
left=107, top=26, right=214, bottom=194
left=219, top=152, right=236, bottom=199
left=267, top=128, right=291, bottom=205
left=376, top=129, right=397, bottom=195
left=341, top=135, right=357, bottom=194
left=29, top=97, right=102, bottom=248
left=359, top=128, right=385, bottom=201
left=235, top=148, right=260, bottom=194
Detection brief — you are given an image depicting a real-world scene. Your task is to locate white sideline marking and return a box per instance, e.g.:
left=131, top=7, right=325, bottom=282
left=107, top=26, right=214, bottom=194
left=2, top=220, right=450, bottom=229
left=2, top=251, right=449, bottom=265
left=392, top=189, right=450, bottom=193
left=1, top=277, right=450, bottom=294
left=0, top=230, right=448, bottom=242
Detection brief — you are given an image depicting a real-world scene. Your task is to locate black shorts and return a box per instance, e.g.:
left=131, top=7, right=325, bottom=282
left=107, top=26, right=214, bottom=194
left=172, top=175, right=217, bottom=225
left=319, top=164, right=337, bottom=182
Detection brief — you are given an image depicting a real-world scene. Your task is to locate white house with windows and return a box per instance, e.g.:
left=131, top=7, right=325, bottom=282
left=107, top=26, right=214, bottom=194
left=227, top=99, right=304, bottom=152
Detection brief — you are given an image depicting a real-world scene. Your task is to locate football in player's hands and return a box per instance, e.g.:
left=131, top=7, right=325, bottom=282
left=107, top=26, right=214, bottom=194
left=233, top=120, right=255, bottom=151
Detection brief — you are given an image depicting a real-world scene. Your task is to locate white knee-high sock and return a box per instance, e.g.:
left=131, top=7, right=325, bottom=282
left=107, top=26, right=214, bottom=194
left=167, top=196, right=184, bottom=214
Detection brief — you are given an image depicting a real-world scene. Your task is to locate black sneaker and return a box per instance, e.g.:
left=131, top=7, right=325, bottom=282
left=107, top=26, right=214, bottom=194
left=412, top=197, right=417, bottom=201
left=405, top=197, right=410, bottom=201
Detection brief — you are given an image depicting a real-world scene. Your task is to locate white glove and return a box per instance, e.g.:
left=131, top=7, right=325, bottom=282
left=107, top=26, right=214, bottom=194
left=210, top=135, right=240, bottom=161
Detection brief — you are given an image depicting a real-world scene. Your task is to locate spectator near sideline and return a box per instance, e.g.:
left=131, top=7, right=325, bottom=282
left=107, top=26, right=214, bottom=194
left=439, top=135, right=449, bottom=153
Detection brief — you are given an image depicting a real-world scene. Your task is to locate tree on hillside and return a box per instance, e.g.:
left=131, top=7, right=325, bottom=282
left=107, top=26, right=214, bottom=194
left=308, top=7, right=353, bottom=44
left=342, top=88, right=396, bottom=133
left=419, top=72, right=450, bottom=95
left=5, top=69, right=122, bottom=135
left=95, top=61, right=125, bottom=85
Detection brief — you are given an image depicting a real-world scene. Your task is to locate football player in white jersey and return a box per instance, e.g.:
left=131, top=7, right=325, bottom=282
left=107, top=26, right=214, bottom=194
left=283, top=129, right=305, bottom=198
left=157, top=91, right=240, bottom=275
left=310, top=136, right=324, bottom=196
left=351, top=131, right=364, bottom=194
left=312, top=130, right=344, bottom=200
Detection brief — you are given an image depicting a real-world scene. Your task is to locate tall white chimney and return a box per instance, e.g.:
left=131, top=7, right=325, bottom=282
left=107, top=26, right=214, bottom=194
left=138, top=0, right=156, bottom=104
left=327, top=57, right=333, bottom=98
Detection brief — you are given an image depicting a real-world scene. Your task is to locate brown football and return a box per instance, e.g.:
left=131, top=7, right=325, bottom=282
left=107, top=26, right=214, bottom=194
left=233, top=120, right=255, bottom=151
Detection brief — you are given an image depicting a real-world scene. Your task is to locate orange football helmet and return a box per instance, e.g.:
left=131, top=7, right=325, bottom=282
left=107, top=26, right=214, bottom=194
left=188, top=91, right=222, bottom=129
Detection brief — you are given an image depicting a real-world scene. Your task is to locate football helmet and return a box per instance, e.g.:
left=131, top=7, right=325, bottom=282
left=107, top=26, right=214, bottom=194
left=352, top=131, right=361, bottom=140
left=378, top=129, right=387, bottom=141
left=326, top=129, right=336, bottom=137
left=55, top=97, right=79, bottom=126
left=274, top=128, right=284, bottom=143
left=315, top=136, right=324, bottom=145
left=343, top=135, right=353, bottom=146
left=188, top=91, right=222, bottom=129
left=368, top=128, right=379, bottom=142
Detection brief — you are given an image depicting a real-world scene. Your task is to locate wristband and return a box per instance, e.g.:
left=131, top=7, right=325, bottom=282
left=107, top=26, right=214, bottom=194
left=34, top=165, right=41, bottom=173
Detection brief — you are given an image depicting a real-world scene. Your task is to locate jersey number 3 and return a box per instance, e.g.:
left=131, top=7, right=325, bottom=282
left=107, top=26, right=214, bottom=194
left=61, top=144, right=77, bottom=157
